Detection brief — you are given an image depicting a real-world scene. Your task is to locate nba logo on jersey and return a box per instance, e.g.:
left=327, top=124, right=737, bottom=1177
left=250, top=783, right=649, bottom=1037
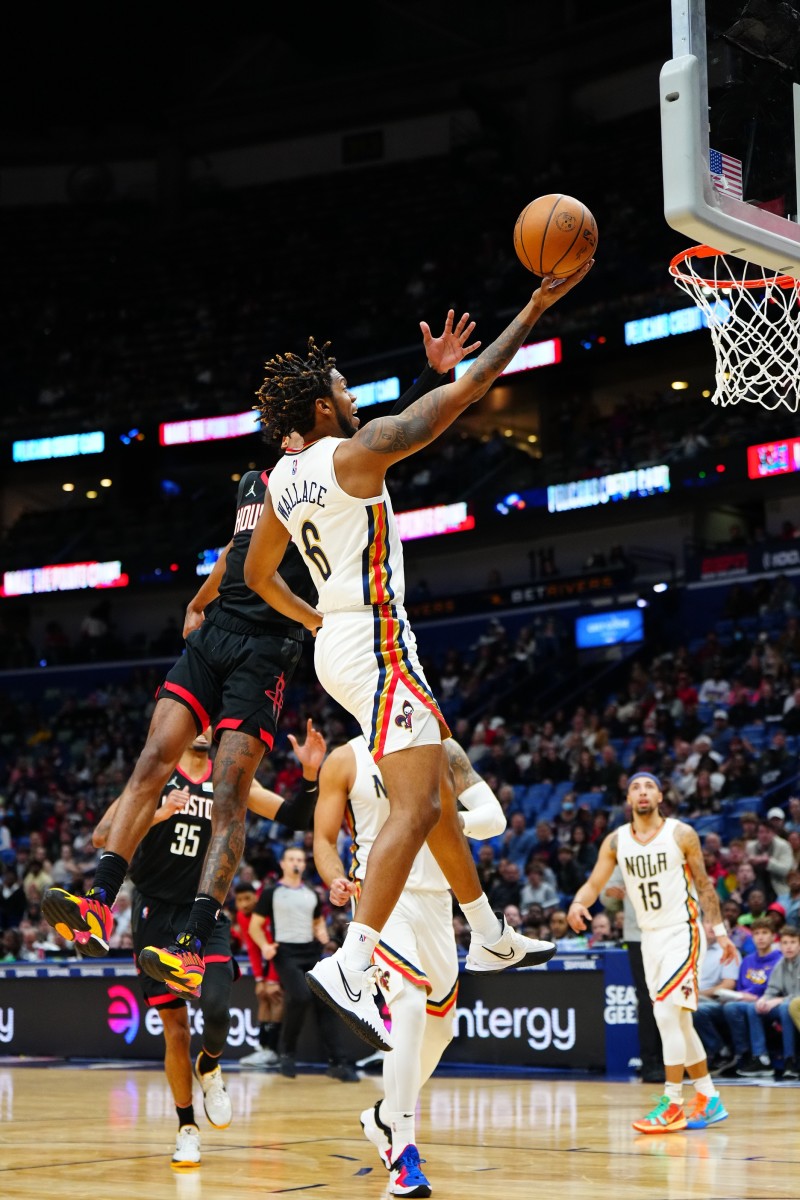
left=292, top=458, right=298, bottom=475
left=395, top=700, right=414, bottom=731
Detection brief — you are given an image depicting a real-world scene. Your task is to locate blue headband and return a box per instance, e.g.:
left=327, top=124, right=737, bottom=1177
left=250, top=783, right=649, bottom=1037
left=628, top=771, right=662, bottom=791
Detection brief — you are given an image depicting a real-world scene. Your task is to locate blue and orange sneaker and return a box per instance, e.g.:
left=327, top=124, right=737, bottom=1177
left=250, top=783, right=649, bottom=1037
left=632, top=1095, right=688, bottom=1134
left=389, top=1144, right=431, bottom=1198
left=686, top=1093, right=729, bottom=1129
left=139, top=934, right=205, bottom=997
left=42, top=887, right=113, bottom=957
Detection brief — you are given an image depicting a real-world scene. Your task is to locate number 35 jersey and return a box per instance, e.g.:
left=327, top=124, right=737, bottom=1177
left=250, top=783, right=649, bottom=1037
left=269, top=437, right=406, bottom=613
left=616, top=818, right=699, bottom=933
left=129, top=761, right=214, bottom=904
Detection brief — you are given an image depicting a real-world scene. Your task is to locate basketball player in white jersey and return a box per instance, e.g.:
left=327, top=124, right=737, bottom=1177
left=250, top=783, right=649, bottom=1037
left=313, top=734, right=526, bottom=1198
left=568, top=771, right=737, bottom=1133
left=244, top=267, right=591, bottom=1048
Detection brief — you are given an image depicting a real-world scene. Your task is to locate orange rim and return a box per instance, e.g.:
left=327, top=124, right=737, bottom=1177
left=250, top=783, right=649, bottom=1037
left=669, top=244, right=799, bottom=291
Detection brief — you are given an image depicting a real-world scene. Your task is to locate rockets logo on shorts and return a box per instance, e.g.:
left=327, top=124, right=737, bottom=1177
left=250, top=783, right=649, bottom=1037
left=395, top=700, right=414, bottom=730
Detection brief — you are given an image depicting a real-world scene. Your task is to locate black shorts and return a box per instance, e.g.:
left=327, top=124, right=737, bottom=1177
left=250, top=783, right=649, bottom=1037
left=131, top=888, right=237, bottom=1010
left=157, top=617, right=303, bottom=749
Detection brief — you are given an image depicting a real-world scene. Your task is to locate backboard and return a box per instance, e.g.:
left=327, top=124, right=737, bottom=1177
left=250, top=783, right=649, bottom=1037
left=661, top=0, right=800, bottom=275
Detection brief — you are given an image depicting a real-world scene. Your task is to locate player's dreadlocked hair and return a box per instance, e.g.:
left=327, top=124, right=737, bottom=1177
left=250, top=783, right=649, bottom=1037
left=254, top=337, right=337, bottom=443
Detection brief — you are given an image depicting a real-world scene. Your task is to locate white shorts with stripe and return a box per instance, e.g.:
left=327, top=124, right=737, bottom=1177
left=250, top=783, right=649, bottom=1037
left=641, top=920, right=706, bottom=1010
left=371, top=889, right=459, bottom=1019
left=314, top=606, right=450, bottom=761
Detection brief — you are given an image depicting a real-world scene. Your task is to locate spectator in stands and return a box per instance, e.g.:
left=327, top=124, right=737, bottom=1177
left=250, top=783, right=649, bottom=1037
left=764, top=574, right=798, bottom=618
left=553, top=844, right=584, bottom=902
left=767, top=901, right=787, bottom=937
left=751, top=680, right=787, bottom=728
left=783, top=797, right=800, bottom=834
left=686, top=769, right=723, bottom=817
left=721, top=917, right=783, bottom=1077
left=501, top=812, right=538, bottom=872
left=571, top=822, right=598, bottom=874
left=531, top=820, right=559, bottom=868
left=719, top=749, right=760, bottom=800
left=739, top=889, right=770, bottom=934
left=717, top=840, right=746, bottom=901
left=503, top=904, right=523, bottom=931
left=746, top=818, right=794, bottom=899
left=587, top=912, right=614, bottom=948
left=475, top=843, right=498, bottom=894
left=547, top=908, right=587, bottom=952
left=1, top=929, right=22, bottom=962
left=553, top=794, right=581, bottom=846
left=519, top=862, right=559, bottom=914
left=572, top=749, right=600, bottom=792
left=488, top=860, right=523, bottom=910
left=730, top=862, right=761, bottom=911
left=784, top=870, right=800, bottom=926
left=754, top=925, right=800, bottom=1078
left=0, top=868, right=25, bottom=931
left=692, top=921, right=740, bottom=1070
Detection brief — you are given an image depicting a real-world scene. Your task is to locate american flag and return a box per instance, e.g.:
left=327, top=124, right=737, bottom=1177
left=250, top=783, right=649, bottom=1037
left=709, top=148, right=743, bottom=200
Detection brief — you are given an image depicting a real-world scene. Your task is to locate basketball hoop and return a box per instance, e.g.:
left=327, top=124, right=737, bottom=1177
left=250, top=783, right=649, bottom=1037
left=669, top=245, right=800, bottom=411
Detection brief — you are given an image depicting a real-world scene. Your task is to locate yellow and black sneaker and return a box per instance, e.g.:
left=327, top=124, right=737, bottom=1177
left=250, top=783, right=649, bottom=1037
left=42, top=887, right=113, bottom=957
left=139, top=933, right=205, bottom=997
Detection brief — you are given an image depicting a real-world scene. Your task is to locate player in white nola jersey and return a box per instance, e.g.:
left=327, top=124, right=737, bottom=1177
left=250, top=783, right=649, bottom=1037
left=314, top=734, right=526, bottom=1199
left=568, top=772, right=737, bottom=1134
left=245, top=271, right=591, bottom=1050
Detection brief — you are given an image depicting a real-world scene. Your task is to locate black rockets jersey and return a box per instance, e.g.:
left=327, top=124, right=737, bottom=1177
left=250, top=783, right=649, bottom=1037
left=129, top=762, right=215, bottom=903
left=205, top=469, right=317, bottom=635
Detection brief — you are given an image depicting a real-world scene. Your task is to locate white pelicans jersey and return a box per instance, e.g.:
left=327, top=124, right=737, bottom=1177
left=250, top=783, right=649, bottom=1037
left=268, top=437, right=406, bottom=613
left=346, top=736, right=446, bottom=894
left=616, top=818, right=700, bottom=932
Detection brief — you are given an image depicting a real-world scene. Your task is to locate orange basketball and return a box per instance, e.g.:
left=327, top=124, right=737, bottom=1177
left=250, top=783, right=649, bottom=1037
left=513, top=194, right=598, bottom=277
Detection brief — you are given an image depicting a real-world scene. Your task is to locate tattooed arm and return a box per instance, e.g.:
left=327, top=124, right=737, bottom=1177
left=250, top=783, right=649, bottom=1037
left=444, top=738, right=506, bottom=839
left=333, top=261, right=593, bottom=496
left=675, top=822, right=738, bottom=963
left=567, top=830, right=620, bottom=931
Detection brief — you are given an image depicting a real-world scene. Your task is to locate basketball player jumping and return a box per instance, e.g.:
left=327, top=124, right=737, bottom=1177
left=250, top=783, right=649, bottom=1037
left=244, top=266, right=592, bottom=1049
left=41, top=311, right=478, bottom=998
left=313, top=734, right=521, bottom=1198
left=92, top=722, right=325, bottom=1168
left=568, top=771, right=737, bottom=1133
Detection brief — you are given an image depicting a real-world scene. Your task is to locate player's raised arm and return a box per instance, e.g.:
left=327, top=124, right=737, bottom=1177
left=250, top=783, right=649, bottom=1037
left=335, top=263, right=592, bottom=490
left=244, top=492, right=322, bottom=634
left=675, top=822, right=737, bottom=963
left=567, top=830, right=620, bottom=931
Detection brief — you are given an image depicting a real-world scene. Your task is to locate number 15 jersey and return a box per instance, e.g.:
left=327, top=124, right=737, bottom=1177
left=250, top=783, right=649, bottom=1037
left=616, top=818, right=699, bottom=932
left=129, top=761, right=214, bottom=904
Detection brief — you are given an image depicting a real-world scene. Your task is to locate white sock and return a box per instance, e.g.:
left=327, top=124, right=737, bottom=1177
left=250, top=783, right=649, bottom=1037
left=389, top=1112, right=415, bottom=1163
left=664, top=1081, right=683, bottom=1104
left=342, top=922, right=379, bottom=972
left=692, top=1073, right=717, bottom=1099
left=460, top=895, right=503, bottom=942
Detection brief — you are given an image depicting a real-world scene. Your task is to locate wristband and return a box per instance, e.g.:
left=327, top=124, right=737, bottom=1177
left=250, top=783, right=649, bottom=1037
left=713, top=923, right=727, bottom=938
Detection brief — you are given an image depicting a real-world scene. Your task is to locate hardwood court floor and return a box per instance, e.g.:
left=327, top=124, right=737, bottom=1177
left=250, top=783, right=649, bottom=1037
left=0, top=1064, right=797, bottom=1199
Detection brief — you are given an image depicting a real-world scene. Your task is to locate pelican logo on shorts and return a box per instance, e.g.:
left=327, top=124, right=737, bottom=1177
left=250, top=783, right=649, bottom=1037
left=395, top=700, right=414, bottom=731
left=377, top=969, right=392, bottom=991
left=681, top=982, right=693, bottom=1001
left=107, top=984, right=140, bottom=1044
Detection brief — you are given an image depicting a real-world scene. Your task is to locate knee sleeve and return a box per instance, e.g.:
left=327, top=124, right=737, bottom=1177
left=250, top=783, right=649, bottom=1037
left=200, top=964, right=233, bottom=1056
left=653, top=1000, right=688, bottom=1066
left=678, top=1005, right=707, bottom=1067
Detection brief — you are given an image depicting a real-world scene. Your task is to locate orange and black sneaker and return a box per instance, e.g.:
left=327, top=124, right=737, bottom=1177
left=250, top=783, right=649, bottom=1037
left=42, top=887, right=113, bottom=957
left=139, top=934, right=205, bottom=997
left=632, top=1095, right=688, bottom=1134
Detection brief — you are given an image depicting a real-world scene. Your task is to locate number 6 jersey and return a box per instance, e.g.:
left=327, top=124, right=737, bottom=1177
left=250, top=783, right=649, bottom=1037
left=129, top=761, right=214, bottom=903
left=268, top=438, right=406, bottom=613
left=616, top=818, right=700, bottom=932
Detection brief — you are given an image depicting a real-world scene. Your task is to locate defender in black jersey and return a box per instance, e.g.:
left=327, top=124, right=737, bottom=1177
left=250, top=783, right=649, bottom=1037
left=92, top=723, right=327, bottom=1167
left=42, top=313, right=476, bottom=999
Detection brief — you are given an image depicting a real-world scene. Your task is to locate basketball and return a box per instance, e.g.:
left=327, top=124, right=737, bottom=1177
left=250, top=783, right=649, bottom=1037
left=513, top=194, right=598, bottom=278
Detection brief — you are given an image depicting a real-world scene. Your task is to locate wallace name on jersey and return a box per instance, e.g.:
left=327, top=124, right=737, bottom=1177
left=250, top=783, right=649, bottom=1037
left=274, top=479, right=328, bottom=520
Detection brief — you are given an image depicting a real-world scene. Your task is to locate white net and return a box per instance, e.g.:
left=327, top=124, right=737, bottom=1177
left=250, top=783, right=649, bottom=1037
left=669, top=247, right=800, bottom=412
